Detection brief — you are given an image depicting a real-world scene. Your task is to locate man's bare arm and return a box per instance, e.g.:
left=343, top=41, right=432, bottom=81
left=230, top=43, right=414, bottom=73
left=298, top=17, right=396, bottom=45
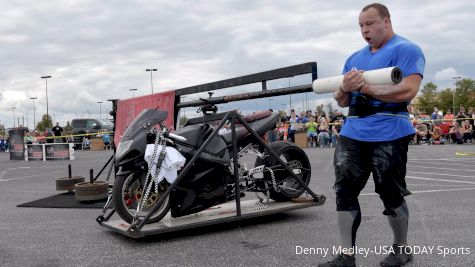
left=359, top=74, right=422, bottom=103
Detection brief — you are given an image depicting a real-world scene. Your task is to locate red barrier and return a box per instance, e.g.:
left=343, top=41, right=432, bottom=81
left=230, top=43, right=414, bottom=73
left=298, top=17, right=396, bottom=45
left=114, top=91, right=176, bottom=145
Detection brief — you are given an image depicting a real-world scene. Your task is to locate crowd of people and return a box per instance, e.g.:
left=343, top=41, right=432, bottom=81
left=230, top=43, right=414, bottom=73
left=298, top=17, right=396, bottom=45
left=268, top=109, right=346, bottom=147
left=0, top=120, right=114, bottom=151
left=411, top=106, right=474, bottom=145
left=266, top=105, right=474, bottom=148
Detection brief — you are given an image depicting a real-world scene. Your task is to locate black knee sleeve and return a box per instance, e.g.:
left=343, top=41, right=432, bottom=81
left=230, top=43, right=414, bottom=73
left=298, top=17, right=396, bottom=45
left=335, top=184, right=361, bottom=211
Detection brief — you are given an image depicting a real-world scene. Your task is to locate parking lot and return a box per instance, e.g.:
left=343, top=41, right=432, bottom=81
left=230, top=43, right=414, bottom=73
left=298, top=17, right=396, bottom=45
left=0, top=144, right=474, bottom=266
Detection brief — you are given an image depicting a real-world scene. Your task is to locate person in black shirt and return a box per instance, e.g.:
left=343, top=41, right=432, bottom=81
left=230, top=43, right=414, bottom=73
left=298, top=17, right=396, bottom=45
left=52, top=122, right=64, bottom=143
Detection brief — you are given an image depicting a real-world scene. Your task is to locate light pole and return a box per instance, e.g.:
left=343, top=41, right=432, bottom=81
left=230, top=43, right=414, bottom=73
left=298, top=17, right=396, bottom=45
left=97, top=101, right=103, bottom=119
left=30, top=97, right=37, bottom=129
left=129, top=88, right=138, bottom=97
left=11, top=107, right=16, bottom=128
left=146, top=68, right=157, bottom=94
left=452, top=76, right=462, bottom=114
left=41, top=75, right=52, bottom=125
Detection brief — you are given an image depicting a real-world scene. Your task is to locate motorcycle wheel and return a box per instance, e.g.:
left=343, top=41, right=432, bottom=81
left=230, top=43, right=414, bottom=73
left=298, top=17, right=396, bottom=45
left=112, top=171, right=171, bottom=224
left=256, top=141, right=311, bottom=201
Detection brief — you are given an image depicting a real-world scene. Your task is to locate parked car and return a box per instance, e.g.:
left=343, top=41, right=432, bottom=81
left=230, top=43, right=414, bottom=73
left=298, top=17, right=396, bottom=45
left=71, top=118, right=114, bottom=148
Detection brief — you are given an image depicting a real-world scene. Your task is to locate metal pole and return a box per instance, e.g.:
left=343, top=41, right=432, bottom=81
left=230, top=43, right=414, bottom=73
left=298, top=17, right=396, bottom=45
left=97, top=101, right=103, bottom=119
left=31, top=97, right=37, bottom=130
left=452, top=76, right=462, bottom=114
left=41, top=75, right=52, bottom=126
left=11, top=107, right=16, bottom=128
left=146, top=68, right=157, bottom=94
left=129, top=88, right=138, bottom=97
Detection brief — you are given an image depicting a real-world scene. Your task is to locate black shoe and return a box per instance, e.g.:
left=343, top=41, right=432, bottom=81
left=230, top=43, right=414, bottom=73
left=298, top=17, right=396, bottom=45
left=380, top=244, right=413, bottom=267
left=318, top=254, right=356, bottom=267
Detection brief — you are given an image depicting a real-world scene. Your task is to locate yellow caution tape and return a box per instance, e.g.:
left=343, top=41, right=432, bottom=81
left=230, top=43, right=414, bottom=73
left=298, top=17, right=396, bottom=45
left=455, top=152, right=475, bottom=157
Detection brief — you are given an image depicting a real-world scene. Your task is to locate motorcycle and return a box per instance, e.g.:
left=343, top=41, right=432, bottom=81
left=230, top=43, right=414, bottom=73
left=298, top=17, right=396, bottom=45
left=112, top=107, right=312, bottom=225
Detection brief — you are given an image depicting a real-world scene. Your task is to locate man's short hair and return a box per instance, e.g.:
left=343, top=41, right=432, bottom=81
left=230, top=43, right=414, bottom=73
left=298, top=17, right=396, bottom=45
left=362, top=3, right=391, bottom=21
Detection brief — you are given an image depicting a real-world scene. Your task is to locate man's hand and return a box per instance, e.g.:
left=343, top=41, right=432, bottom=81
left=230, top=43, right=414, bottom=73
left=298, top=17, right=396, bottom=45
left=341, top=69, right=366, bottom=92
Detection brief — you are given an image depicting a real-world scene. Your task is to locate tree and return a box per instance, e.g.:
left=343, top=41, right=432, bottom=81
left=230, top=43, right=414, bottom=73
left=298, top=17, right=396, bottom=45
left=36, top=114, right=53, bottom=132
left=455, top=78, right=475, bottom=110
left=0, top=123, right=6, bottom=136
left=437, top=89, right=454, bottom=113
left=417, top=82, right=439, bottom=113
left=325, top=102, right=335, bottom=114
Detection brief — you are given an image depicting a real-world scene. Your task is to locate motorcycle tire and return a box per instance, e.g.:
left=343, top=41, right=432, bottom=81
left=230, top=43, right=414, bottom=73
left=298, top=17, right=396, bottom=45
left=256, top=141, right=312, bottom=201
left=112, top=171, right=171, bottom=224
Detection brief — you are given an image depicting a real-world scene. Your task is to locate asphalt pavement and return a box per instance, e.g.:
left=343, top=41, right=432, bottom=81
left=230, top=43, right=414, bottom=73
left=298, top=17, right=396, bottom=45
left=0, top=144, right=474, bottom=267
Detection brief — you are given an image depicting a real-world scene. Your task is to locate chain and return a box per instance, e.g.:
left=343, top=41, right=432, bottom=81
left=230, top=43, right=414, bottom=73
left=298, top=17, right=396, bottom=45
left=266, top=167, right=279, bottom=193
left=133, top=128, right=167, bottom=224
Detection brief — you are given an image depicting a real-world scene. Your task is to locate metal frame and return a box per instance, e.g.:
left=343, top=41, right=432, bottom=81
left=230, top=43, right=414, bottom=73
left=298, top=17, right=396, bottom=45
left=173, top=62, right=318, bottom=126
left=98, top=110, right=326, bottom=238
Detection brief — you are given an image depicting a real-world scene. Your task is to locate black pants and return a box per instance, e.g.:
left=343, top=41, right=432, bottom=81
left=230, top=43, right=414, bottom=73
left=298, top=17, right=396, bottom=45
left=333, top=135, right=412, bottom=212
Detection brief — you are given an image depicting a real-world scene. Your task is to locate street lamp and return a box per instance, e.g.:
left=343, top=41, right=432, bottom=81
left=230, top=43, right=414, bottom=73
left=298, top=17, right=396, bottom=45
left=11, top=107, right=16, bottom=128
left=146, top=68, right=158, bottom=94
left=452, top=76, right=462, bottom=114
left=41, top=75, right=52, bottom=125
left=129, top=88, right=138, bottom=97
left=30, top=97, right=37, bottom=129
left=97, top=101, right=103, bottom=119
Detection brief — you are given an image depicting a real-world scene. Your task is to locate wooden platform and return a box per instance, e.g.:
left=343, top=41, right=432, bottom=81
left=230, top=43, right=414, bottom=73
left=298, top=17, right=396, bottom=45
left=100, top=198, right=325, bottom=238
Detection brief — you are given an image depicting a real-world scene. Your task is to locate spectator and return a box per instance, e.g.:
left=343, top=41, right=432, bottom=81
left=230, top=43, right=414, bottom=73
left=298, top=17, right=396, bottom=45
left=297, top=111, right=309, bottom=124
left=0, top=139, right=5, bottom=152
left=455, top=106, right=468, bottom=126
left=305, top=116, right=318, bottom=147
left=63, top=121, right=74, bottom=143
left=317, top=118, right=330, bottom=147
left=24, top=132, right=34, bottom=144
left=431, top=107, right=438, bottom=120
left=461, top=119, right=473, bottom=144
left=52, top=122, right=64, bottom=143
left=443, top=109, right=455, bottom=121
left=277, top=118, right=287, bottom=141
left=429, top=125, right=445, bottom=145
left=288, top=110, right=298, bottom=143
left=331, top=119, right=344, bottom=146
left=449, top=124, right=464, bottom=144
left=414, top=123, right=429, bottom=144
left=102, top=132, right=112, bottom=149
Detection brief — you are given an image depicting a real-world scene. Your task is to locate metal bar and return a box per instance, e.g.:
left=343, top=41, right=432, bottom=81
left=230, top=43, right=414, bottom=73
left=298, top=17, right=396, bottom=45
left=175, top=62, right=317, bottom=96
left=133, top=112, right=233, bottom=232
left=235, top=114, right=320, bottom=200
left=231, top=111, right=241, bottom=216
left=89, top=169, right=94, bottom=184
left=93, top=154, right=114, bottom=182
left=105, top=157, right=115, bottom=182
left=68, top=164, right=72, bottom=178
left=176, top=84, right=312, bottom=108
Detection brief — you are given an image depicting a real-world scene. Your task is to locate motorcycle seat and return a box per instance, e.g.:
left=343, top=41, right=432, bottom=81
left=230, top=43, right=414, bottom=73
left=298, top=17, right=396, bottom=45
left=219, top=111, right=279, bottom=144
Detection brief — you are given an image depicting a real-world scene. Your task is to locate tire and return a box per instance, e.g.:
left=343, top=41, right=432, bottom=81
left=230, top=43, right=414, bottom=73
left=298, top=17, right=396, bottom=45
left=256, top=141, right=312, bottom=201
left=112, top=171, right=170, bottom=224
left=56, top=176, right=85, bottom=191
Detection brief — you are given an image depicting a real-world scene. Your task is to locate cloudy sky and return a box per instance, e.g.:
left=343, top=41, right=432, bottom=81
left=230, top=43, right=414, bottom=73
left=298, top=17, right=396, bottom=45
left=0, top=0, right=473, bottom=128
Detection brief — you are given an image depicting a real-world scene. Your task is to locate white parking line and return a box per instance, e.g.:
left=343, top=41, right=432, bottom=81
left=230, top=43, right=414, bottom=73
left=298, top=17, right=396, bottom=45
left=406, top=175, right=475, bottom=184
left=406, top=165, right=475, bottom=172
left=407, top=162, right=475, bottom=167
left=361, top=187, right=475, bottom=196
left=406, top=183, right=468, bottom=187
left=407, top=171, right=475, bottom=179
left=408, top=158, right=474, bottom=162
left=0, top=171, right=63, bottom=182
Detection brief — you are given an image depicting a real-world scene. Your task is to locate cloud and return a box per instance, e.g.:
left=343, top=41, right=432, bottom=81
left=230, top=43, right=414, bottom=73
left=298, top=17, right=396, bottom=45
left=434, top=68, right=460, bottom=81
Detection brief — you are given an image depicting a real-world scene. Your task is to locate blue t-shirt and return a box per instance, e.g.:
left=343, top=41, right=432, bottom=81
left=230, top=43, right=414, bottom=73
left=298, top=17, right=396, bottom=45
left=340, top=34, right=425, bottom=142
